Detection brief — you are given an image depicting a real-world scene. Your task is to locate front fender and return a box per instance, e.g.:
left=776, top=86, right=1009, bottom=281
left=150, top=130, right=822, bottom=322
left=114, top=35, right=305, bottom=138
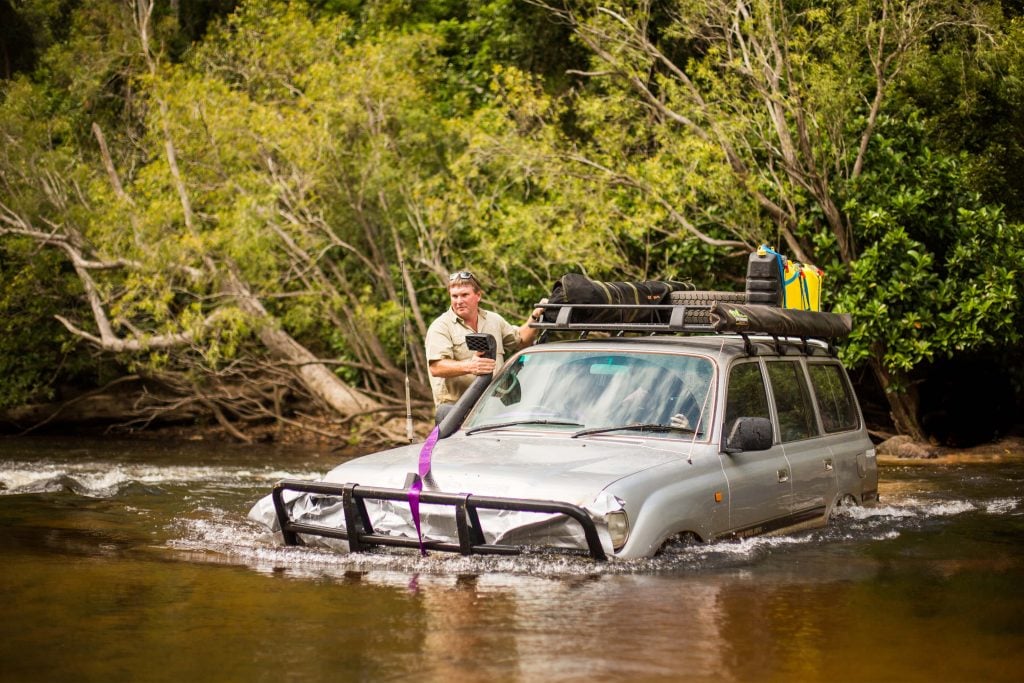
left=611, top=465, right=726, bottom=559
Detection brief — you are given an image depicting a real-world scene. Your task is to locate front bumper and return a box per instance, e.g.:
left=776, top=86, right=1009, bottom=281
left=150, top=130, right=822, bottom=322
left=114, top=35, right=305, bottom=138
left=262, top=479, right=610, bottom=560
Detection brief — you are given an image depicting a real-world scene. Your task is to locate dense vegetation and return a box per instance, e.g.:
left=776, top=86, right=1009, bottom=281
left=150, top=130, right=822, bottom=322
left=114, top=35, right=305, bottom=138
left=1, top=0, right=1022, bottom=445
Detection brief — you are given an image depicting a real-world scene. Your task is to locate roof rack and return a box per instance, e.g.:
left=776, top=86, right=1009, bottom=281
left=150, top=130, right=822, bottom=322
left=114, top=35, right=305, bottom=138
left=531, top=302, right=716, bottom=335
left=529, top=300, right=852, bottom=348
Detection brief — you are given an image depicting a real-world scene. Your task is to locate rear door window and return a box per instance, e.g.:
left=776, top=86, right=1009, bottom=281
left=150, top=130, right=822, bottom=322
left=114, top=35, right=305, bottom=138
left=807, top=363, right=859, bottom=433
left=766, top=361, right=819, bottom=443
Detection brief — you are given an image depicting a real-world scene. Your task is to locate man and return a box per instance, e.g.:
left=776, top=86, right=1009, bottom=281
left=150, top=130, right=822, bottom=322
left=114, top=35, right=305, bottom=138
left=425, top=270, right=545, bottom=409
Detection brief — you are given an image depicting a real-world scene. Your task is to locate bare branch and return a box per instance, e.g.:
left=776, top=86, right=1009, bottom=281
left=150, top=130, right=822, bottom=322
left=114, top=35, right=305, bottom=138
left=564, top=153, right=749, bottom=249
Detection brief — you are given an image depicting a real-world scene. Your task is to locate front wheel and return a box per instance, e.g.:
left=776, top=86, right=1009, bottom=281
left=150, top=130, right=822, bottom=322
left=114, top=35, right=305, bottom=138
left=829, top=493, right=859, bottom=521
left=656, top=531, right=702, bottom=556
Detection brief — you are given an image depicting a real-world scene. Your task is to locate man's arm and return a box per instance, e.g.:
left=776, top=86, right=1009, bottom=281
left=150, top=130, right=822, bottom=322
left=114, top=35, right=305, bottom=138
left=516, top=300, right=547, bottom=347
left=429, top=354, right=495, bottom=378
left=425, top=315, right=495, bottom=379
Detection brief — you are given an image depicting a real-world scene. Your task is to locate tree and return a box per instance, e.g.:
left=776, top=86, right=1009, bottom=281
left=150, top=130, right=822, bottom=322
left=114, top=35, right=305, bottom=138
left=834, top=115, right=1024, bottom=437
left=0, top=0, right=442, bottom=440
left=4, top=0, right=1021, bottom=443
left=526, top=0, right=1022, bottom=439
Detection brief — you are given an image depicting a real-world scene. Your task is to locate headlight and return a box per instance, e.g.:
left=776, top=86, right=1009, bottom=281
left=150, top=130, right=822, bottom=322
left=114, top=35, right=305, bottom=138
left=605, top=510, right=630, bottom=550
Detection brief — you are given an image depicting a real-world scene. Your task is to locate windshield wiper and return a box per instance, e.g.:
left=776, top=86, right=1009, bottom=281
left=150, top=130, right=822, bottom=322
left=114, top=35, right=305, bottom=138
left=465, top=419, right=584, bottom=435
left=571, top=423, right=698, bottom=438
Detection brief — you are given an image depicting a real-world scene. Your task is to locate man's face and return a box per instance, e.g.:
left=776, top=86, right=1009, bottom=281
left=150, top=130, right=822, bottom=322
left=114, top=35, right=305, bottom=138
left=449, top=283, right=481, bottom=319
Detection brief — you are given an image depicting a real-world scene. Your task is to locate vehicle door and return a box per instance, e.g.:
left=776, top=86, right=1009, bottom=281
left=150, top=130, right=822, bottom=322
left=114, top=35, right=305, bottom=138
left=718, top=360, right=791, bottom=536
left=765, top=359, right=836, bottom=523
left=805, top=361, right=873, bottom=502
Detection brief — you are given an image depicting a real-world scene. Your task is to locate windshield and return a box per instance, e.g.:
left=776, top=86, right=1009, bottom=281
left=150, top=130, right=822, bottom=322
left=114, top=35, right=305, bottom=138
left=464, top=349, right=715, bottom=439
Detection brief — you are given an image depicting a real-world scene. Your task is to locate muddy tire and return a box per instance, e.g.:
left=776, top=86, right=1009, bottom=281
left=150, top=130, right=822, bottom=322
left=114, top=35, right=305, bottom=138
left=829, top=494, right=859, bottom=521
left=657, top=531, right=702, bottom=555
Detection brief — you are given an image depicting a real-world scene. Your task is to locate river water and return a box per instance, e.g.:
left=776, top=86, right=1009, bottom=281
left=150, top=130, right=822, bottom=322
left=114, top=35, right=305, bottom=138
left=1, top=436, right=1022, bottom=683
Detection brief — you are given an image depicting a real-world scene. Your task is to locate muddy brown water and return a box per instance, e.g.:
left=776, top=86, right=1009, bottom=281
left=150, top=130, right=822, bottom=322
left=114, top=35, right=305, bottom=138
left=2, top=436, right=1023, bottom=682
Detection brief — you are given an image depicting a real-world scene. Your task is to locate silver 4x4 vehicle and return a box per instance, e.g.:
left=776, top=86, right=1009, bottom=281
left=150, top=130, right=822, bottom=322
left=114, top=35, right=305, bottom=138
left=249, top=297, right=878, bottom=561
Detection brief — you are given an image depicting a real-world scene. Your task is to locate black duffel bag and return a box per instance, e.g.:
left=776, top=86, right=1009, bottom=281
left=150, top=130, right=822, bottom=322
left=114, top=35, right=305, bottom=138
left=543, top=274, right=690, bottom=324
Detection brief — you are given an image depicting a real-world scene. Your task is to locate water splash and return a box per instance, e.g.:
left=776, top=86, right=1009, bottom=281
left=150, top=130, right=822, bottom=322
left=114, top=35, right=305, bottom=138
left=7, top=451, right=1019, bottom=580
left=985, top=497, right=1021, bottom=514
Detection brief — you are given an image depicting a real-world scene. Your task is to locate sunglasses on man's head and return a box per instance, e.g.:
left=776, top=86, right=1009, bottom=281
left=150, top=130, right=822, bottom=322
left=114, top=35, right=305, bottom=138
left=448, top=271, right=476, bottom=282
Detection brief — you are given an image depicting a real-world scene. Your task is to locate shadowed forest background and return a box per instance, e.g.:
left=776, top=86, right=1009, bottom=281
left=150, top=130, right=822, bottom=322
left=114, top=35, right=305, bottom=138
left=1, top=0, right=1022, bottom=447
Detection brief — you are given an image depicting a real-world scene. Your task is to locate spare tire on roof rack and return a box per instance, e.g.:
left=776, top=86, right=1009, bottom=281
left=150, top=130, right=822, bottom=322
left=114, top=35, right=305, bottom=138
left=668, top=290, right=747, bottom=324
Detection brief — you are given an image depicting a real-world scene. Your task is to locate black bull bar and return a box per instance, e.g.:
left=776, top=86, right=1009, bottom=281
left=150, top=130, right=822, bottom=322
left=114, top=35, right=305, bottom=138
left=271, top=479, right=608, bottom=561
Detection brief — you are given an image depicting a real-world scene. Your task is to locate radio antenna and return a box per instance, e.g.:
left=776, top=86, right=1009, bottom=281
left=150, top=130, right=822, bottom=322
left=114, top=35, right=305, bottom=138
left=399, top=252, right=415, bottom=443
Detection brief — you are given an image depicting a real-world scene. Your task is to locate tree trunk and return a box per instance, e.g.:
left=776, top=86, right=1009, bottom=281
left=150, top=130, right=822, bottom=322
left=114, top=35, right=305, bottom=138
left=255, top=323, right=380, bottom=415
left=226, top=275, right=381, bottom=415
left=868, top=356, right=926, bottom=441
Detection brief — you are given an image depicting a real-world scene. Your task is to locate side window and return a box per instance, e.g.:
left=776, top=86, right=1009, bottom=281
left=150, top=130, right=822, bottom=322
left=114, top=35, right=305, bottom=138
left=767, top=361, right=819, bottom=442
left=724, top=362, right=772, bottom=438
left=808, top=363, right=859, bottom=433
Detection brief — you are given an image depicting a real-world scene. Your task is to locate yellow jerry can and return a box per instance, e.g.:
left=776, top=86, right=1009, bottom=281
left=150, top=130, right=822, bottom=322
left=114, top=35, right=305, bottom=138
left=782, top=260, right=823, bottom=311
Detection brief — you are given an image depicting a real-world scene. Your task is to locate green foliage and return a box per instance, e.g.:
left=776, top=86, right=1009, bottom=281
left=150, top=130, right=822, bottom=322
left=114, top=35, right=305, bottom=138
left=0, top=0, right=73, bottom=77
left=836, top=144, right=1024, bottom=390
left=900, top=13, right=1024, bottom=219
left=332, top=0, right=588, bottom=100
left=442, top=64, right=743, bottom=302
left=0, top=240, right=75, bottom=407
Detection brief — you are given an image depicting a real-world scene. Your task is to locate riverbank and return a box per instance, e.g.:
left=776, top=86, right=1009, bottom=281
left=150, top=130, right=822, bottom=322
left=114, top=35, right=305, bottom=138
left=1, top=408, right=431, bottom=458
left=7, top=414, right=1021, bottom=466
left=876, top=433, right=1024, bottom=465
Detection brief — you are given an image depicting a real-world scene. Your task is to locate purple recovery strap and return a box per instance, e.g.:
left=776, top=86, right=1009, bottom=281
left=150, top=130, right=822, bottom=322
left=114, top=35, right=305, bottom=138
left=408, top=426, right=439, bottom=556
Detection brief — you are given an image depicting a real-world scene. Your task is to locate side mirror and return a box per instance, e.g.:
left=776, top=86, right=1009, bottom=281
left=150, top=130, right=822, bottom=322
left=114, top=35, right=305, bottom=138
left=492, top=370, right=522, bottom=406
left=723, top=416, right=774, bottom=454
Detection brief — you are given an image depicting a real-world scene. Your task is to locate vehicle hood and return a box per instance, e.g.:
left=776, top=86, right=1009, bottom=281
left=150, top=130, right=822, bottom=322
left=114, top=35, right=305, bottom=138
left=321, top=433, right=679, bottom=505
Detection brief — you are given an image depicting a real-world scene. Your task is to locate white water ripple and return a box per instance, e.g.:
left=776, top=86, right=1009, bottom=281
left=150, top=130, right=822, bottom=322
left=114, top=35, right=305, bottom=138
left=985, top=497, right=1021, bottom=514
left=0, top=460, right=323, bottom=497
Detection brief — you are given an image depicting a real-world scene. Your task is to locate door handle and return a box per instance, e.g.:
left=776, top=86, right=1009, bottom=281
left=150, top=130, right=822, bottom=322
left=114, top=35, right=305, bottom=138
left=777, top=469, right=790, bottom=483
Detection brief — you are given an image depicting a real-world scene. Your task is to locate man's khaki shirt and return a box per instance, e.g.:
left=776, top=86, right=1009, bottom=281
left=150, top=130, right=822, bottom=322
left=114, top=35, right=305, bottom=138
left=425, top=308, right=524, bottom=406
